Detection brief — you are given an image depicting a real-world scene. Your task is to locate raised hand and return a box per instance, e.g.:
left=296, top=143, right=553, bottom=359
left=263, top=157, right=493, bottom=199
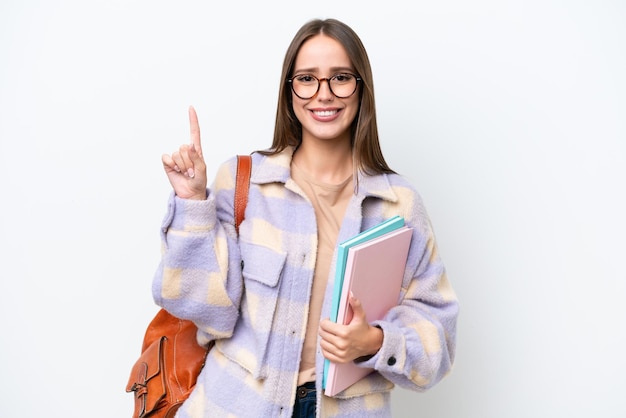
left=162, top=106, right=208, bottom=200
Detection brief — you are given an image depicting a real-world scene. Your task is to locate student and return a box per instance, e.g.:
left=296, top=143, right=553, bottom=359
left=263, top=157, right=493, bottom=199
left=154, top=17, right=458, bottom=418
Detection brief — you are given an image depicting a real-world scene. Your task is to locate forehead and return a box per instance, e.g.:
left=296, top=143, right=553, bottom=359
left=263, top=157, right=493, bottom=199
left=294, top=34, right=352, bottom=71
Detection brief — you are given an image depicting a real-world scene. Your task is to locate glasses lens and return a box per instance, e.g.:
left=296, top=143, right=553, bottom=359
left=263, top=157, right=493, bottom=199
left=330, top=73, right=358, bottom=98
left=291, top=75, right=319, bottom=99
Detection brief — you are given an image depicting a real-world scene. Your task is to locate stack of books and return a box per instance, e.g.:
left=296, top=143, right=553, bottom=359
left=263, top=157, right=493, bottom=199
left=323, top=216, right=413, bottom=396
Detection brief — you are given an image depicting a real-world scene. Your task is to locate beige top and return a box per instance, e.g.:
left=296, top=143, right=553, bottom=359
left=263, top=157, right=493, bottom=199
left=291, top=161, right=353, bottom=385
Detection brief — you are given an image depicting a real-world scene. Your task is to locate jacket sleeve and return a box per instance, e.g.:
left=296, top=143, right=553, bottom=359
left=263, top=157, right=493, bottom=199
left=360, top=189, right=459, bottom=392
left=152, top=157, right=243, bottom=344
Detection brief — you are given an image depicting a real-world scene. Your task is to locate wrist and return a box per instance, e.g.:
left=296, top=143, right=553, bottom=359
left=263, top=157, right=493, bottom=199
left=370, top=324, right=383, bottom=354
left=354, top=325, right=383, bottom=363
left=177, top=189, right=207, bottom=200
left=188, top=192, right=207, bottom=200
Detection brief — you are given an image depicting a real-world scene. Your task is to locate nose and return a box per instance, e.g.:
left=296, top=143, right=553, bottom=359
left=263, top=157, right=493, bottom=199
left=316, top=78, right=334, bottom=100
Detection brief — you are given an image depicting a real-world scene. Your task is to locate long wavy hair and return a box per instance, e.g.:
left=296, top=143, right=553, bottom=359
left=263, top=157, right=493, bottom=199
left=260, top=18, right=394, bottom=175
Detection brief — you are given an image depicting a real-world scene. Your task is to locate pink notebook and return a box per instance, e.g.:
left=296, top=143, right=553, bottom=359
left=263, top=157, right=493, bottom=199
left=324, top=226, right=413, bottom=396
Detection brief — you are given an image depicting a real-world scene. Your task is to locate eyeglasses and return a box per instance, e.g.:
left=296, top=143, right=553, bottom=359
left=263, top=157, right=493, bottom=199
left=287, top=73, right=361, bottom=100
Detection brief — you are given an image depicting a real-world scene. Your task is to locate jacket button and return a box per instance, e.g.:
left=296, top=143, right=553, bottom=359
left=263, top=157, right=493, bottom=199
left=241, top=260, right=244, bottom=270
left=387, top=356, right=396, bottom=366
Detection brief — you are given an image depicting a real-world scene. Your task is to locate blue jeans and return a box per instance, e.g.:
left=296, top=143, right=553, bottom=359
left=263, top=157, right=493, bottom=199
left=292, top=381, right=316, bottom=418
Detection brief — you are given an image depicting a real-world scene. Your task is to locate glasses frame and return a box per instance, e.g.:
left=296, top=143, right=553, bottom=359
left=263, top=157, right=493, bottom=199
left=287, top=73, right=362, bottom=100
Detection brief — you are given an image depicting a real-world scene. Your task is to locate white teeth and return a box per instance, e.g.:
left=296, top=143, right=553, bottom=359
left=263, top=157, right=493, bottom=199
left=313, top=110, right=337, bottom=117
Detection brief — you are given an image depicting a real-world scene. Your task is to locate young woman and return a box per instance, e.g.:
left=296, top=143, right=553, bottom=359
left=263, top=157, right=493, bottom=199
left=155, top=18, right=458, bottom=418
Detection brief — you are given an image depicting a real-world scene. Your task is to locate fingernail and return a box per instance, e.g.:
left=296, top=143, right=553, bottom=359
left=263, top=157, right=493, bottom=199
left=174, top=165, right=181, bottom=173
left=187, top=168, right=195, bottom=178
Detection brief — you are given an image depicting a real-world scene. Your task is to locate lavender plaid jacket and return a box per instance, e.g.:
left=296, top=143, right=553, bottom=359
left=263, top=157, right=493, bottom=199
left=152, top=146, right=458, bottom=417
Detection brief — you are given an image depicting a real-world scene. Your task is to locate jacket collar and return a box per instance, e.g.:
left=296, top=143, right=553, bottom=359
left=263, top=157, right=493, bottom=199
left=251, top=146, right=399, bottom=203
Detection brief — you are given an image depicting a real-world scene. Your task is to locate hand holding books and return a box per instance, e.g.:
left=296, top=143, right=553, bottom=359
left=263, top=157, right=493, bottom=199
left=319, top=291, right=384, bottom=364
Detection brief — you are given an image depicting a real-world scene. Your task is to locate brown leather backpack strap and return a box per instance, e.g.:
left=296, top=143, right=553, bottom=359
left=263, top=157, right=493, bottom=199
left=234, top=155, right=252, bottom=233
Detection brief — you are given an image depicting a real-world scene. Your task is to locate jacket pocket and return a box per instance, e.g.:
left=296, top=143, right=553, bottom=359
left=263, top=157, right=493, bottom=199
left=219, top=241, right=286, bottom=379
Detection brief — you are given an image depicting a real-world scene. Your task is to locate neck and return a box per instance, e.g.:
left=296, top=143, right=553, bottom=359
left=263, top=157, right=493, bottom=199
left=293, top=137, right=353, bottom=184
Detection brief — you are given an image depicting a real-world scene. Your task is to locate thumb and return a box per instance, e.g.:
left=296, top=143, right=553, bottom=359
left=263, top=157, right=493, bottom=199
left=347, top=292, right=367, bottom=324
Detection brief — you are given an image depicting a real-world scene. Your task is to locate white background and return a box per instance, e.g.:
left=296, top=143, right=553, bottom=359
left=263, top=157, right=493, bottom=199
left=1, top=1, right=625, bottom=417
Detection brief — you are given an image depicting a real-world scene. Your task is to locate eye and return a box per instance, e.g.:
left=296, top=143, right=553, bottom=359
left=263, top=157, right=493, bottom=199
left=332, top=73, right=354, bottom=83
left=294, top=74, right=316, bottom=84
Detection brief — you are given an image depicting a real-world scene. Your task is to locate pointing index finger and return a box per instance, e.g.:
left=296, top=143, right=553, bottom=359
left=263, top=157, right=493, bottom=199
left=188, top=105, right=203, bottom=157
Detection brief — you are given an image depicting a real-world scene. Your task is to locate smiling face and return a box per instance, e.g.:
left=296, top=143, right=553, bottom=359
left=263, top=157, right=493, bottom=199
left=291, top=34, right=360, bottom=146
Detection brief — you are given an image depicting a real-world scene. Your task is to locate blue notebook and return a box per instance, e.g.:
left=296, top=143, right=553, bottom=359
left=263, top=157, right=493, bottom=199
left=322, top=215, right=405, bottom=390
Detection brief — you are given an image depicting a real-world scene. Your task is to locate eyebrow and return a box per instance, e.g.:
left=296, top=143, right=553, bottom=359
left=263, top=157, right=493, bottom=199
left=293, top=66, right=355, bottom=75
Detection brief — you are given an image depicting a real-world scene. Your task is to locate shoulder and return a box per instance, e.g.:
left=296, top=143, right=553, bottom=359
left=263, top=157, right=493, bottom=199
left=211, top=147, right=294, bottom=197
left=361, top=171, right=425, bottom=208
left=372, top=172, right=433, bottom=233
left=387, top=173, right=426, bottom=208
